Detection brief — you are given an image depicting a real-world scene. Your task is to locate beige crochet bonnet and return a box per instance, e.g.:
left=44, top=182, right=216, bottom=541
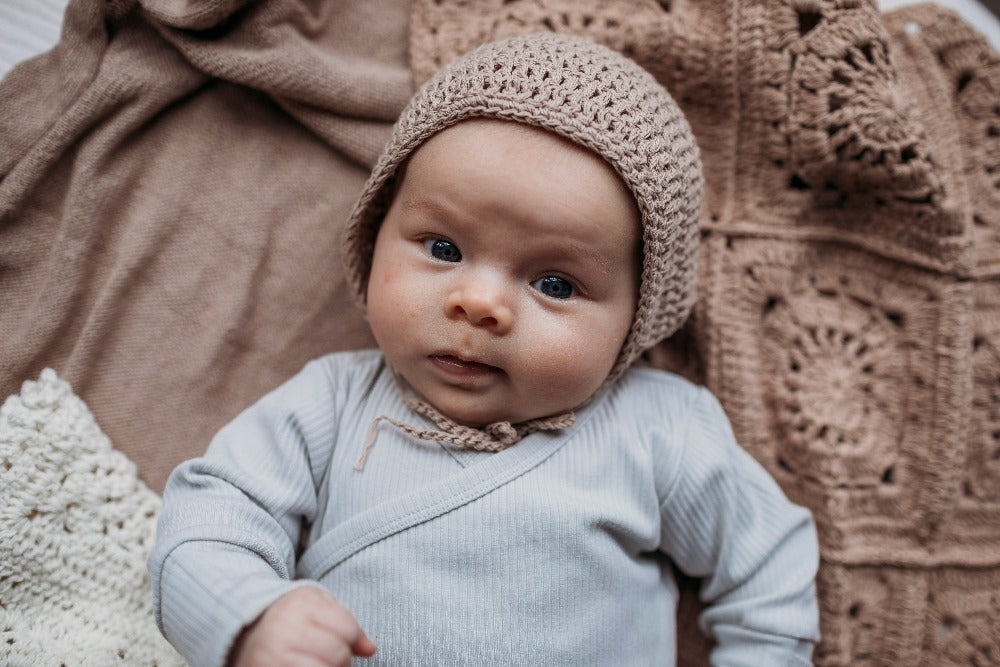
left=343, top=31, right=704, bottom=382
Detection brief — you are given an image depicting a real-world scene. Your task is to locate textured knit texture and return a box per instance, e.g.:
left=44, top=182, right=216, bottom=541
left=408, top=1, right=1000, bottom=665
left=151, top=350, right=819, bottom=667
left=343, top=32, right=703, bottom=382
left=0, top=370, right=183, bottom=666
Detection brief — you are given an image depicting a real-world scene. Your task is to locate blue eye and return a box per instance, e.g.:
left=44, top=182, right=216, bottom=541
left=424, top=238, right=462, bottom=262
left=532, top=276, right=574, bottom=299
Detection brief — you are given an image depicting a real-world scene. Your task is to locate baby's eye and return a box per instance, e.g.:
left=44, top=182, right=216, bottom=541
left=532, top=276, right=575, bottom=299
left=423, top=238, right=462, bottom=262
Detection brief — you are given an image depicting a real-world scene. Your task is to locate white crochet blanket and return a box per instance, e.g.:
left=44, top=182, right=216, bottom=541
left=0, top=370, right=184, bottom=666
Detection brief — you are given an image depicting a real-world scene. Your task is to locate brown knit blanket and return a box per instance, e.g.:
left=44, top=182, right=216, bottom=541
left=1, top=0, right=997, bottom=664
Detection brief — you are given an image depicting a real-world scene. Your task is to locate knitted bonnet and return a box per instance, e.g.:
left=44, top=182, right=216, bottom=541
left=344, top=31, right=703, bottom=382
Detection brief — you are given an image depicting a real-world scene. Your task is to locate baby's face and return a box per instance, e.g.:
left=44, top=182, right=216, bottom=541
left=366, top=119, right=639, bottom=426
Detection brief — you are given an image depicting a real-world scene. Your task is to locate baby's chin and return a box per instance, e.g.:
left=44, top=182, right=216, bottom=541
left=425, top=396, right=573, bottom=428
left=399, top=373, right=582, bottom=426
left=430, top=402, right=524, bottom=427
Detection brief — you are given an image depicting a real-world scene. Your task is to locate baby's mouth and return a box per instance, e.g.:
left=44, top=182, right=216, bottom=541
left=429, top=354, right=501, bottom=377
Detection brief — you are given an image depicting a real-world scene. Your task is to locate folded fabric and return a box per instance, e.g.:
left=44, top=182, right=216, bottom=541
left=0, top=0, right=412, bottom=493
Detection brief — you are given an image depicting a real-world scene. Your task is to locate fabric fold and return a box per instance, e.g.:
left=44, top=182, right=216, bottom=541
left=0, top=0, right=411, bottom=491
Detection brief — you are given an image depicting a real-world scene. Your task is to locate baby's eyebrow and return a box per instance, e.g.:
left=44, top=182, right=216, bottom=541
left=399, top=197, right=456, bottom=221
left=544, top=239, right=616, bottom=278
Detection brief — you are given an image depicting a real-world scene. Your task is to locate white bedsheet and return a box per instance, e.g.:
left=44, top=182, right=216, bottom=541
left=0, top=0, right=66, bottom=80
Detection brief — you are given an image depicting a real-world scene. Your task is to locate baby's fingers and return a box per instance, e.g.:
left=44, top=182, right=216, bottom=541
left=285, top=625, right=357, bottom=667
left=351, top=631, right=377, bottom=658
left=307, top=589, right=377, bottom=659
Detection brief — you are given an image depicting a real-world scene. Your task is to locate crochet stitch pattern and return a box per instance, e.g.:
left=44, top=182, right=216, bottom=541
left=0, top=370, right=184, bottom=666
left=409, top=1, right=1000, bottom=665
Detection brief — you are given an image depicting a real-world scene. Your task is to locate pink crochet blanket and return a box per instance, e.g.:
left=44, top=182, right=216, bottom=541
left=1, top=0, right=997, bottom=664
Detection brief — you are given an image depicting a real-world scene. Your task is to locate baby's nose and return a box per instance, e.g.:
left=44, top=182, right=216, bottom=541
left=445, top=280, right=513, bottom=334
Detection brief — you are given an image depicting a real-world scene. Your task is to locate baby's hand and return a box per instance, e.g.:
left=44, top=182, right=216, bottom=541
left=229, top=586, right=377, bottom=666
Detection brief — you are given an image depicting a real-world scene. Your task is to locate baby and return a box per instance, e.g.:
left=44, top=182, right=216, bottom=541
left=150, top=32, right=820, bottom=666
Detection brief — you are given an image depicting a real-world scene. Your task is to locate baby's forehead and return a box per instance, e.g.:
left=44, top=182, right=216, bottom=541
left=389, top=117, right=641, bottom=251
left=405, top=118, right=640, bottom=208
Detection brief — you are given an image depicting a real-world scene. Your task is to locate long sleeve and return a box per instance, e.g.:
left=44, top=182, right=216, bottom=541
left=657, top=387, right=820, bottom=666
left=149, top=358, right=344, bottom=666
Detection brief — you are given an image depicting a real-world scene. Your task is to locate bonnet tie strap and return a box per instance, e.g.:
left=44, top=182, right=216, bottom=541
left=354, top=376, right=575, bottom=470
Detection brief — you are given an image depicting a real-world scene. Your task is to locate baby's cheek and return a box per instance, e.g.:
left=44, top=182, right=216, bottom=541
left=532, top=335, right=607, bottom=392
left=558, top=321, right=623, bottom=384
left=378, top=266, right=400, bottom=287
left=369, top=268, right=406, bottom=309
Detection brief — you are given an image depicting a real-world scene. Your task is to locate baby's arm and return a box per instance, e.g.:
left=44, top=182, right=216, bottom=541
left=658, top=387, right=820, bottom=666
left=149, top=359, right=367, bottom=666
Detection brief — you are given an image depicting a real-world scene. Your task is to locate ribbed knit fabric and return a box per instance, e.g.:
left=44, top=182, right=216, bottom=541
left=151, top=350, right=819, bottom=666
left=343, top=32, right=703, bottom=384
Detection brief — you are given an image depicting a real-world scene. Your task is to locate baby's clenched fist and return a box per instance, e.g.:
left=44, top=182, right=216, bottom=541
left=229, top=586, right=376, bottom=667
